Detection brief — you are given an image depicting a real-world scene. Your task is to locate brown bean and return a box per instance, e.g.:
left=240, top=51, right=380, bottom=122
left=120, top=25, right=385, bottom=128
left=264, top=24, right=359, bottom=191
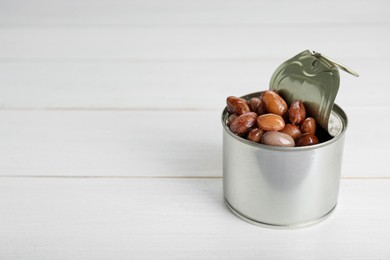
left=257, top=101, right=267, bottom=115
left=249, top=97, right=267, bottom=115
left=240, top=97, right=249, bottom=104
left=227, top=96, right=250, bottom=115
left=261, top=90, right=288, bottom=116
left=279, top=124, right=301, bottom=141
left=300, top=117, right=316, bottom=135
left=247, top=128, right=264, bottom=143
left=257, top=113, right=285, bottom=131
left=289, top=100, right=306, bottom=125
left=229, top=112, right=257, bottom=136
left=228, top=114, right=238, bottom=126
left=248, top=97, right=260, bottom=112
left=261, top=131, right=295, bottom=147
left=296, top=133, right=319, bottom=147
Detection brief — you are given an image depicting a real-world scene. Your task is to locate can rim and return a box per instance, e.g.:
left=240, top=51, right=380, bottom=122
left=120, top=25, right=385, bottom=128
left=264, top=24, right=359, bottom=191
left=221, top=92, right=348, bottom=152
left=225, top=198, right=337, bottom=229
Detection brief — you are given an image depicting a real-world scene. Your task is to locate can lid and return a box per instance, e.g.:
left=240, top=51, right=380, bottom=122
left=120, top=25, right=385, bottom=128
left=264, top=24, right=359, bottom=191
left=270, top=50, right=358, bottom=132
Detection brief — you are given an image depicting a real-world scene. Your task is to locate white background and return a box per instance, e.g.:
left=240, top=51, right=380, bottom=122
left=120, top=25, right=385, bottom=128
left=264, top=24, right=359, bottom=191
left=0, top=0, right=389, bottom=259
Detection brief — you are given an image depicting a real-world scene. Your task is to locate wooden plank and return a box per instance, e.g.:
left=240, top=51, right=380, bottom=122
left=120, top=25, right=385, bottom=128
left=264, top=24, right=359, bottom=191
left=0, top=0, right=389, bottom=25
left=0, top=110, right=222, bottom=177
left=0, top=26, right=389, bottom=60
left=0, top=59, right=376, bottom=109
left=0, top=109, right=388, bottom=177
left=0, top=60, right=272, bottom=109
left=0, top=178, right=389, bottom=259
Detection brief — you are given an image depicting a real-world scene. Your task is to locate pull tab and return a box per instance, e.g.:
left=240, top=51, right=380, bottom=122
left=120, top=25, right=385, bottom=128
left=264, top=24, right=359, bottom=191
left=312, top=51, right=359, bottom=77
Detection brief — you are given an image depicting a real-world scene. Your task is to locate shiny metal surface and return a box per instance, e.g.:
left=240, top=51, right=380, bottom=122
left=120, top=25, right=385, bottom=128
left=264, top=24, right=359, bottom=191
left=222, top=93, right=348, bottom=228
left=225, top=199, right=336, bottom=229
left=312, top=51, right=360, bottom=77
left=270, top=50, right=339, bottom=132
left=269, top=50, right=356, bottom=132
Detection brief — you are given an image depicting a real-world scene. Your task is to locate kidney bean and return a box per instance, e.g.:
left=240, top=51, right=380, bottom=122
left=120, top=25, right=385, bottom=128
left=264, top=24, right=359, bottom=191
left=261, top=90, right=288, bottom=116
left=257, top=113, right=285, bottom=131
left=226, top=93, right=324, bottom=147
left=247, top=128, right=264, bottom=143
left=296, top=133, right=319, bottom=146
left=249, top=97, right=267, bottom=115
left=228, top=114, right=238, bottom=126
left=289, top=100, right=306, bottom=125
left=227, top=96, right=250, bottom=115
left=300, top=117, right=316, bottom=135
left=229, top=112, right=257, bottom=136
left=261, top=131, right=295, bottom=147
left=279, top=124, right=301, bottom=141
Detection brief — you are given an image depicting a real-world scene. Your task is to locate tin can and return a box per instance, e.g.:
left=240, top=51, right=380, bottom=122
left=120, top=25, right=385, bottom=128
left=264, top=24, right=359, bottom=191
left=222, top=50, right=357, bottom=228
left=222, top=94, right=348, bottom=228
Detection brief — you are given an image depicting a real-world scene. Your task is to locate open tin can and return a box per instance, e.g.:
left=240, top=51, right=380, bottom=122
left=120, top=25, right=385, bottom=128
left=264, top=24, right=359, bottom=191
left=222, top=50, right=357, bottom=228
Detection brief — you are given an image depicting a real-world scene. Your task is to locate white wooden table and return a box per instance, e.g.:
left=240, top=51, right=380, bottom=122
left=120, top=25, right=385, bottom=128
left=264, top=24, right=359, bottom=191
left=1, top=1, right=389, bottom=259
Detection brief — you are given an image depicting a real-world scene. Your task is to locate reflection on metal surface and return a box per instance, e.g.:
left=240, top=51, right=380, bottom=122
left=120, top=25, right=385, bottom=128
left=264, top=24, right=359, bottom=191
left=270, top=50, right=357, bottom=133
left=312, top=51, right=360, bottom=77
left=328, top=111, right=344, bottom=137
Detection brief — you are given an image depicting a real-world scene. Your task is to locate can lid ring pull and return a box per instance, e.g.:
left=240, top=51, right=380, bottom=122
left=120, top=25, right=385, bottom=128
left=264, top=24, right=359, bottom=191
left=312, top=51, right=359, bottom=77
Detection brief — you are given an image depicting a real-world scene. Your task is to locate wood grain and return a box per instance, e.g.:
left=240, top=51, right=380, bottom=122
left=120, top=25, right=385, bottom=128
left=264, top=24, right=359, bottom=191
left=0, top=109, right=388, bottom=177
left=0, top=59, right=379, bottom=109
left=1, top=0, right=389, bottom=26
left=0, top=178, right=389, bottom=259
left=0, top=0, right=389, bottom=258
left=0, top=26, right=389, bottom=61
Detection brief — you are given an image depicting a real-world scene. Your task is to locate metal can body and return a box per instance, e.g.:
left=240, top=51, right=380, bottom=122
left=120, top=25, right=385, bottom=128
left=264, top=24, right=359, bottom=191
left=222, top=93, right=348, bottom=228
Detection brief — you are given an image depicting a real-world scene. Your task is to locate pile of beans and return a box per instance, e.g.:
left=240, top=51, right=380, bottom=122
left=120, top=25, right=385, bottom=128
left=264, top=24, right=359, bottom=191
left=226, top=90, right=319, bottom=147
